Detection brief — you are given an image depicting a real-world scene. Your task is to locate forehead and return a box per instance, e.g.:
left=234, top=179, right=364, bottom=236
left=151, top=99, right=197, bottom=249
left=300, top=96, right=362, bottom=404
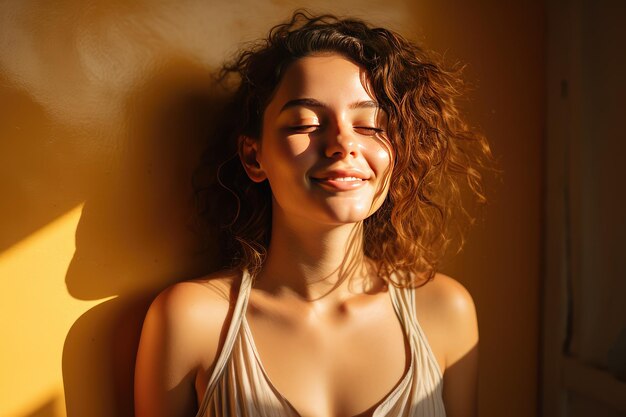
left=268, top=54, right=375, bottom=108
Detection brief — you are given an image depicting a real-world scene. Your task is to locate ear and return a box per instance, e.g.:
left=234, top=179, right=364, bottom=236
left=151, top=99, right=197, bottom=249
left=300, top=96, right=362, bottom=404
left=238, top=135, right=267, bottom=183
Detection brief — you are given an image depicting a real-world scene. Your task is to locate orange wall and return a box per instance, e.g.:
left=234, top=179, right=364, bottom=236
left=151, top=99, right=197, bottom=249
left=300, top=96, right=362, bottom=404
left=0, top=1, right=543, bottom=416
left=410, top=3, right=545, bottom=416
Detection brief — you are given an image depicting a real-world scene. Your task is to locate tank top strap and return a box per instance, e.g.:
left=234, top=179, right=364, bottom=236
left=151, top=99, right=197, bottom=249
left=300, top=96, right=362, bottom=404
left=387, top=279, right=419, bottom=344
left=388, top=274, right=445, bottom=381
left=198, top=269, right=253, bottom=412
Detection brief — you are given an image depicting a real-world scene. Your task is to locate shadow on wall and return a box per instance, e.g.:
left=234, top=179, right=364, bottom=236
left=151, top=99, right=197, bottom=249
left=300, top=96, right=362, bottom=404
left=23, top=398, right=61, bottom=417
left=61, top=59, right=228, bottom=417
left=0, top=79, right=87, bottom=251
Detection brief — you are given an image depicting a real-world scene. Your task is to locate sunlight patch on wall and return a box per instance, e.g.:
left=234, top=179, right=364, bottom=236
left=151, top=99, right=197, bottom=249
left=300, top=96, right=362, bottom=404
left=0, top=203, right=114, bottom=417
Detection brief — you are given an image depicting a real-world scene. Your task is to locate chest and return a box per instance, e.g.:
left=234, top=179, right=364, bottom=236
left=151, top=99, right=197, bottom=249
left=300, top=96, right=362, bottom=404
left=197, top=288, right=446, bottom=417
left=244, top=296, right=409, bottom=416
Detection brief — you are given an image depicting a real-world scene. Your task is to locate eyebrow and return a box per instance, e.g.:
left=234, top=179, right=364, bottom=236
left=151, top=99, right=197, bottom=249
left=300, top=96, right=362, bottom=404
left=279, top=98, right=379, bottom=113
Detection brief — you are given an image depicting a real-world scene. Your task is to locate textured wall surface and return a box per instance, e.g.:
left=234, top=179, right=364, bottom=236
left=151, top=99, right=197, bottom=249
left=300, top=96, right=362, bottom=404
left=0, top=1, right=543, bottom=416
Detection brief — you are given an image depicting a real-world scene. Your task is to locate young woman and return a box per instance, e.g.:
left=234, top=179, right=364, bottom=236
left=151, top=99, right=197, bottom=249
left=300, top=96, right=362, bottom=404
left=135, top=11, right=491, bottom=417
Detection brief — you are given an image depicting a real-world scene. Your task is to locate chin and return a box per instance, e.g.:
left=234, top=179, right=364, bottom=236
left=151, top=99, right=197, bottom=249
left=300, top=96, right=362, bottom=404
left=315, top=208, right=373, bottom=225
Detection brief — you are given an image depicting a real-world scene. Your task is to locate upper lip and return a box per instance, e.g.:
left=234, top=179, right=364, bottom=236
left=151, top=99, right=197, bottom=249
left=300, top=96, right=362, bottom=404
left=310, top=168, right=370, bottom=180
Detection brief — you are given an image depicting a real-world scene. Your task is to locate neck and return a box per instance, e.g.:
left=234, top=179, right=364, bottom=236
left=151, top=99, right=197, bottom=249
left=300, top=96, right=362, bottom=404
left=255, top=207, right=379, bottom=301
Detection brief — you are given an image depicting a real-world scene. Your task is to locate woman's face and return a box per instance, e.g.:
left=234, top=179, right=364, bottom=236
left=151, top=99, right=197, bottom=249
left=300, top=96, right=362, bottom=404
left=253, top=53, right=393, bottom=226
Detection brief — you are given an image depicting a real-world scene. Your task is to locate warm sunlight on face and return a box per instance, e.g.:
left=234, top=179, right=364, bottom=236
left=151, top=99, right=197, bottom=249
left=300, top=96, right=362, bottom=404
left=257, top=54, right=393, bottom=227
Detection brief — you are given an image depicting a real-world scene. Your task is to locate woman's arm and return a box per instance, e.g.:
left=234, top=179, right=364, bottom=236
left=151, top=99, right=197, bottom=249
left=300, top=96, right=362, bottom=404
left=134, top=282, right=228, bottom=417
left=437, top=276, right=480, bottom=417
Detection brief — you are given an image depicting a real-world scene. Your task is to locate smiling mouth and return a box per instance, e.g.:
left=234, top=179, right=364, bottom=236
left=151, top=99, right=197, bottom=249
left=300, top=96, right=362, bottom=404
left=320, top=176, right=364, bottom=181
left=311, top=177, right=367, bottom=191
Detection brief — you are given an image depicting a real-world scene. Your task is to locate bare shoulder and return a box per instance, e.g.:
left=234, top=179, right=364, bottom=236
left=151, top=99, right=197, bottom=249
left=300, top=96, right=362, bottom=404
left=426, top=274, right=479, bottom=417
left=413, top=273, right=479, bottom=370
left=417, top=273, right=477, bottom=319
left=135, top=269, right=241, bottom=417
left=165, top=268, right=240, bottom=309
left=140, top=269, right=241, bottom=368
left=149, top=269, right=238, bottom=324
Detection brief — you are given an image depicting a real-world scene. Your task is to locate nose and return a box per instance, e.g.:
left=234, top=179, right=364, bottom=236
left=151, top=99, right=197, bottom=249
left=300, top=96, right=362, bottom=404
left=324, top=121, right=359, bottom=159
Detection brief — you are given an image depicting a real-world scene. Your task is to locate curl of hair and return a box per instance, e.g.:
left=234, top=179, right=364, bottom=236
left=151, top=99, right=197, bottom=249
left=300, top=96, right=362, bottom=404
left=193, top=10, right=493, bottom=287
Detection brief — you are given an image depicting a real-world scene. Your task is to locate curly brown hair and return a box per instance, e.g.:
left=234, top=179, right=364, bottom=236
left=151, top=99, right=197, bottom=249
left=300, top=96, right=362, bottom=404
left=193, top=10, right=492, bottom=287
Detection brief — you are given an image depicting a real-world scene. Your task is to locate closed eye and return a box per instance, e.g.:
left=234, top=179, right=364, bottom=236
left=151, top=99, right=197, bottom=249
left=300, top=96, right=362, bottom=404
left=287, top=125, right=321, bottom=133
left=354, top=126, right=385, bottom=136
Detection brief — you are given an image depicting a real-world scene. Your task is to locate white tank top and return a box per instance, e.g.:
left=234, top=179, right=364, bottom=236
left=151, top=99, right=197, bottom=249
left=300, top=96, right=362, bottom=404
left=195, top=269, right=446, bottom=416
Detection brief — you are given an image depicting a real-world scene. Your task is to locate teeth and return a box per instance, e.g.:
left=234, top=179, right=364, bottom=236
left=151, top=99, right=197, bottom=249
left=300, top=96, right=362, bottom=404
left=328, top=177, right=362, bottom=181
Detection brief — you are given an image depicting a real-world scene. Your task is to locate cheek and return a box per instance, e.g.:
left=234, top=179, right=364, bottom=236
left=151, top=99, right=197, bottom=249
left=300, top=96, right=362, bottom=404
left=283, top=137, right=313, bottom=158
left=260, top=137, right=315, bottom=181
left=369, top=143, right=394, bottom=205
left=376, top=147, right=391, bottom=163
left=370, top=142, right=393, bottom=174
